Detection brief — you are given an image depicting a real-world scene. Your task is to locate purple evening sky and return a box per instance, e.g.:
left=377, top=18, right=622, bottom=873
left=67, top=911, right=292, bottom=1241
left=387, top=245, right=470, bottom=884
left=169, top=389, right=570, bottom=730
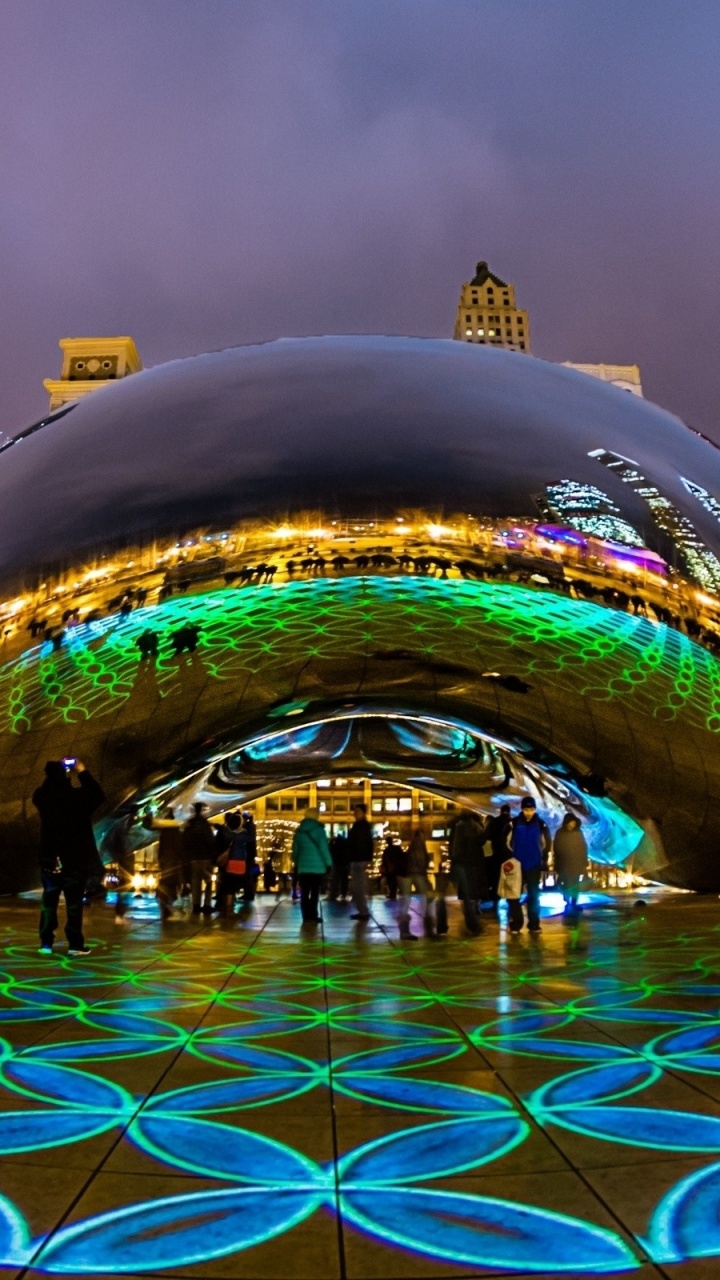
left=0, top=0, right=718, bottom=439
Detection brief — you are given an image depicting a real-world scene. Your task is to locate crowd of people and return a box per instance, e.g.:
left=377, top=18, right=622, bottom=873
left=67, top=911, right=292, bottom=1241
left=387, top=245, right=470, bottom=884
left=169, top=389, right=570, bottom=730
left=291, top=797, right=588, bottom=938
left=150, top=803, right=262, bottom=921
left=30, top=758, right=590, bottom=955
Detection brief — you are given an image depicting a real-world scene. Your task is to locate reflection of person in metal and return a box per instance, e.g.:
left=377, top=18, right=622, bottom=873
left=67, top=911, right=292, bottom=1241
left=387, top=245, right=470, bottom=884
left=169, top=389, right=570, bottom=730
left=32, top=759, right=105, bottom=956
left=136, top=629, right=159, bottom=660
left=448, top=731, right=482, bottom=762
left=169, top=625, right=200, bottom=655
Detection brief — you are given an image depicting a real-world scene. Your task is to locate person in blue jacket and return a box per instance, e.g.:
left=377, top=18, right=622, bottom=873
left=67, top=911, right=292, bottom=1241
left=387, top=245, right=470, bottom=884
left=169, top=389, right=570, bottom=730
left=292, top=809, right=332, bottom=925
left=507, top=796, right=551, bottom=934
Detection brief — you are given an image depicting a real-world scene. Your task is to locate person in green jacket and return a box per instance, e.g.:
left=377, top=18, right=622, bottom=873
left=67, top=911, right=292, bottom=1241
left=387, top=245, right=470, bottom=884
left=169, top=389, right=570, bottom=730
left=292, top=809, right=332, bottom=924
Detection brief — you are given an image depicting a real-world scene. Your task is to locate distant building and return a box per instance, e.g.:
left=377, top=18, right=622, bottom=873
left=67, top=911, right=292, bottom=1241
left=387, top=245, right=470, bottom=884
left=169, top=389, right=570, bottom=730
left=452, top=261, right=530, bottom=352
left=563, top=362, right=643, bottom=397
left=680, top=476, right=720, bottom=526
left=43, top=336, right=142, bottom=411
left=536, top=479, right=642, bottom=546
left=589, top=448, right=720, bottom=591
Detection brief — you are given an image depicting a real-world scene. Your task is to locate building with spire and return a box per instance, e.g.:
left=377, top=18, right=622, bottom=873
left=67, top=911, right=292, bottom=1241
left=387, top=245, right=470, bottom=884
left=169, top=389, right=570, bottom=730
left=43, top=336, right=143, bottom=411
left=452, top=261, right=530, bottom=352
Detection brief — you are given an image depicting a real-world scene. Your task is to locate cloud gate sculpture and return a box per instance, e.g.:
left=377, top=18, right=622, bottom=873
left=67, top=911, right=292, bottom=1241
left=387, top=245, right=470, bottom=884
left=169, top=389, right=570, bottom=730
left=1, top=335, right=719, bottom=890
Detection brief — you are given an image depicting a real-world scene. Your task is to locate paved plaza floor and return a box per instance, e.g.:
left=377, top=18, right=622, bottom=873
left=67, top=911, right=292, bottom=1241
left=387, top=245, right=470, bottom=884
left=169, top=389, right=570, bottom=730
left=0, top=890, right=719, bottom=1278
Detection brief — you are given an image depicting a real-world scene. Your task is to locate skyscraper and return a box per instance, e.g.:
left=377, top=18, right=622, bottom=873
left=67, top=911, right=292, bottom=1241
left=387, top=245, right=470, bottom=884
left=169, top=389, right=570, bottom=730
left=452, top=261, right=530, bottom=351
left=681, top=476, right=720, bottom=525
left=536, top=479, right=642, bottom=546
left=589, top=449, right=720, bottom=590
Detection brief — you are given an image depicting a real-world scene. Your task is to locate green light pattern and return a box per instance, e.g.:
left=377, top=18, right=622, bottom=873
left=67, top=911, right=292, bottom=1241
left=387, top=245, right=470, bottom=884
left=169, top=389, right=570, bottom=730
left=2, top=574, right=720, bottom=735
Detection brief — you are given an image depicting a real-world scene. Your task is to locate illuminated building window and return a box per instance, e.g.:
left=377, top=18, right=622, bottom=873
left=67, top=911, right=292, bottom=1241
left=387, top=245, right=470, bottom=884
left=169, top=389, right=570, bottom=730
left=453, top=262, right=531, bottom=352
left=540, top=479, right=642, bottom=546
left=590, top=449, right=720, bottom=590
left=681, top=476, right=720, bottom=523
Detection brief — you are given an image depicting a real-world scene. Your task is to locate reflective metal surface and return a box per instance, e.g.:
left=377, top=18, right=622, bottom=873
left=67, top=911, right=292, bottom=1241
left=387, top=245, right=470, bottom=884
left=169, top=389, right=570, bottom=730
left=1, top=337, right=719, bottom=891
left=1, top=336, right=720, bottom=577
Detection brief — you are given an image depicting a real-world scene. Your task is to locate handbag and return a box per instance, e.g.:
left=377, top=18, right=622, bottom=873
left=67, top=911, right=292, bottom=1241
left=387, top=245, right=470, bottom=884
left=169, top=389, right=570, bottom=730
left=498, top=857, right=522, bottom=900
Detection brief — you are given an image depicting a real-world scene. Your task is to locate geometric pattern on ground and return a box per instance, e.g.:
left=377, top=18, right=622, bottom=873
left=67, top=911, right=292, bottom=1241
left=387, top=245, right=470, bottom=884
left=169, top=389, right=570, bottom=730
left=1, top=892, right=720, bottom=1276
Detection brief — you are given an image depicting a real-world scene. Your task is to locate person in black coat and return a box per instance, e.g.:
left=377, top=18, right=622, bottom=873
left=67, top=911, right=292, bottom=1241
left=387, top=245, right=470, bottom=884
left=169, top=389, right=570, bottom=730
left=328, top=833, right=350, bottom=901
left=448, top=810, right=488, bottom=935
left=32, top=760, right=105, bottom=956
left=484, top=804, right=512, bottom=918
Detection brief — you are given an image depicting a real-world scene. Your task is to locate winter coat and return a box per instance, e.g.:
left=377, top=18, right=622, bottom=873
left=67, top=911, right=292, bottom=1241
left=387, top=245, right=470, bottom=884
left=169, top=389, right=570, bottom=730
left=510, top=814, right=550, bottom=871
left=182, top=815, right=216, bottom=861
left=406, top=832, right=429, bottom=877
left=553, top=826, right=588, bottom=885
left=449, top=815, right=485, bottom=868
left=330, top=834, right=349, bottom=867
left=346, top=817, right=374, bottom=863
left=293, top=818, right=333, bottom=875
left=32, top=769, right=105, bottom=876
left=153, top=820, right=183, bottom=871
left=485, top=813, right=511, bottom=859
left=381, top=842, right=404, bottom=876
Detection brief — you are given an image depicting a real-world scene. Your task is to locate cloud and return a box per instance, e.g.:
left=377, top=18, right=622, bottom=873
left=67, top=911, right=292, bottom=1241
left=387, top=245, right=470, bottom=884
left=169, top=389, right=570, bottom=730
left=0, top=0, right=718, bottom=437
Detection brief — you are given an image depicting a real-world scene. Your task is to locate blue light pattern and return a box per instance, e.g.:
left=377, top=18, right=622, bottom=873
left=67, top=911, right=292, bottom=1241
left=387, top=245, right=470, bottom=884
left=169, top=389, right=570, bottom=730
left=0, top=898, right=719, bottom=1273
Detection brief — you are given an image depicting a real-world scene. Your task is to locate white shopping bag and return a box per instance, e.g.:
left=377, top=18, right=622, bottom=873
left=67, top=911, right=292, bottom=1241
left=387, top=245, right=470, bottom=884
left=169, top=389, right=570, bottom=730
left=498, top=857, right=522, bottom=900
